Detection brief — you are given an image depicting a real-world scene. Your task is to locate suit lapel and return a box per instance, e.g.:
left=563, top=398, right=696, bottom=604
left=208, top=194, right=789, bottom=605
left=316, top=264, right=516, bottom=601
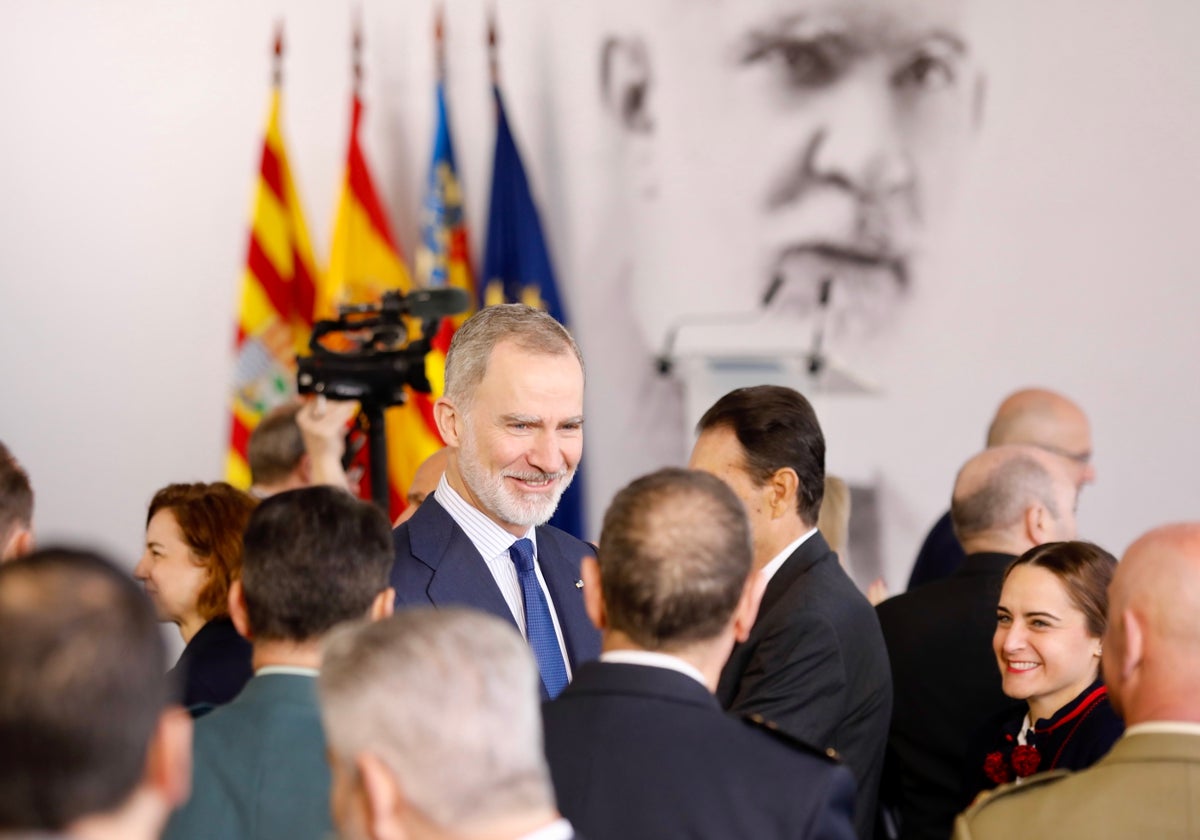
left=537, top=525, right=601, bottom=667
left=757, top=531, right=831, bottom=620
left=717, top=531, right=831, bottom=704
left=412, top=495, right=519, bottom=632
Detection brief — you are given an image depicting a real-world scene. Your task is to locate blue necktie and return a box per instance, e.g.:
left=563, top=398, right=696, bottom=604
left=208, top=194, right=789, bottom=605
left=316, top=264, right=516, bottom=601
left=509, top=538, right=569, bottom=700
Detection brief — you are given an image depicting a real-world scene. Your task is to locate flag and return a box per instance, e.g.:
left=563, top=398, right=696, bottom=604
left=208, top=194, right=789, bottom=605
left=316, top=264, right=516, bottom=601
left=415, top=79, right=476, bottom=408
left=325, top=81, right=445, bottom=518
left=226, top=39, right=320, bottom=489
left=482, top=84, right=586, bottom=539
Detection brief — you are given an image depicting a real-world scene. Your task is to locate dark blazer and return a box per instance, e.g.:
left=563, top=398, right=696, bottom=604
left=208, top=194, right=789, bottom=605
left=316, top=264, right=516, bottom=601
left=163, top=673, right=331, bottom=840
left=907, top=511, right=967, bottom=591
left=391, top=492, right=601, bottom=670
left=544, top=660, right=858, bottom=840
left=718, top=532, right=892, bottom=840
left=875, top=552, right=1025, bottom=840
left=965, top=678, right=1123, bottom=797
left=167, top=615, right=252, bottom=715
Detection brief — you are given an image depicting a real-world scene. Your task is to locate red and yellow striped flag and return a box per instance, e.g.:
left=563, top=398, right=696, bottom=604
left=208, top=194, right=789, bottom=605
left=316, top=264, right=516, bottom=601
left=326, top=87, right=446, bottom=517
left=226, top=44, right=320, bottom=488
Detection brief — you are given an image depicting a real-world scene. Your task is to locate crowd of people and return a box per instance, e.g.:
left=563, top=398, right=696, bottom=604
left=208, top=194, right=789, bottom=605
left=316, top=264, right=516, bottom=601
left=1, top=304, right=1197, bottom=840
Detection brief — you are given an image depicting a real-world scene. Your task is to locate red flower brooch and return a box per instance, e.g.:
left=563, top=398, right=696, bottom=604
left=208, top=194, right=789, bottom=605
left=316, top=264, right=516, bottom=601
left=1012, top=744, right=1041, bottom=776
left=984, top=744, right=1042, bottom=785
left=983, top=751, right=1010, bottom=785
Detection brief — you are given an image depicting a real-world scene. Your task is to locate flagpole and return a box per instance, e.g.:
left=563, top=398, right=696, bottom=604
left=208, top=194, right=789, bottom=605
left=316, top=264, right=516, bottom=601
left=487, top=2, right=499, bottom=88
left=272, top=22, right=284, bottom=88
left=434, top=2, right=446, bottom=83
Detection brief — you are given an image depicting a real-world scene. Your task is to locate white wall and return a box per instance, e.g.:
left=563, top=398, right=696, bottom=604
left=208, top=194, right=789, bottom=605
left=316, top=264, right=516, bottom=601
left=1, top=1, right=1197, bottom=590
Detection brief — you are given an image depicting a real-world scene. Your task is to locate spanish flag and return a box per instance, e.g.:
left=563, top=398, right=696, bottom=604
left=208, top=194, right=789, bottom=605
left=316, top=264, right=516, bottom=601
left=325, top=44, right=445, bottom=518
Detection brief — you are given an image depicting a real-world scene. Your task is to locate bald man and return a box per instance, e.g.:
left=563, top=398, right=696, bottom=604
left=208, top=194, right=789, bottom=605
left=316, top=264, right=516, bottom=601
left=908, top=388, right=1095, bottom=590
left=955, top=523, right=1200, bottom=839
left=392, top=448, right=449, bottom=527
left=876, top=446, right=1078, bottom=840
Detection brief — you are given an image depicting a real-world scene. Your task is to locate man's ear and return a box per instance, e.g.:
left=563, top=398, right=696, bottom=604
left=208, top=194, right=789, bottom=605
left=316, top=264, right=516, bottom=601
left=296, top=453, right=313, bottom=486
left=144, top=706, right=193, bottom=811
left=582, top=556, right=606, bottom=631
left=370, top=588, right=395, bottom=622
left=768, top=468, right=799, bottom=521
left=359, top=751, right=406, bottom=840
left=2, top=526, right=33, bottom=562
left=1119, top=608, right=1144, bottom=682
left=228, top=579, right=253, bottom=641
left=433, top=398, right=461, bottom=448
left=731, top=573, right=766, bottom=644
left=1024, top=503, right=1049, bottom=546
left=600, top=35, right=654, bottom=135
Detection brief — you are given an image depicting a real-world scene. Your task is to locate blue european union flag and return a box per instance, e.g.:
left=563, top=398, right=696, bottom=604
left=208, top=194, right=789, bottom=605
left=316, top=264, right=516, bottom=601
left=482, top=86, right=586, bottom=540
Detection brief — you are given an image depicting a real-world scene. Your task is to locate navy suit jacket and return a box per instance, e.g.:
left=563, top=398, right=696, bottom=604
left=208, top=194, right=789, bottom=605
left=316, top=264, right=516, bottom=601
left=544, top=660, right=857, bottom=840
left=718, top=531, right=892, bottom=840
left=390, top=492, right=600, bottom=670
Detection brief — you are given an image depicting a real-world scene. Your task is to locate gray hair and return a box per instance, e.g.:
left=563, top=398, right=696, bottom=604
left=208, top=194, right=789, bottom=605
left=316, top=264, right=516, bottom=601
left=443, top=304, right=583, bottom=407
left=952, top=454, right=1059, bottom=541
left=318, top=608, right=555, bottom=829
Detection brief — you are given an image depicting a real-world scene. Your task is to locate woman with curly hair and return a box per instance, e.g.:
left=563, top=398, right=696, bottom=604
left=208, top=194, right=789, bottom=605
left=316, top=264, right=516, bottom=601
left=134, top=482, right=257, bottom=714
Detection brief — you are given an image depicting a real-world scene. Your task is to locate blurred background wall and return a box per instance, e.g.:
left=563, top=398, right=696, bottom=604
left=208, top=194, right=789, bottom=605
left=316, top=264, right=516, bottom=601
left=1, top=0, right=1197, bottom=592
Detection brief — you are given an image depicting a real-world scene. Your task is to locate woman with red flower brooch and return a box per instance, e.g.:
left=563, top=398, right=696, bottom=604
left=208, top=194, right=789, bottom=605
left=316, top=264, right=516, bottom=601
left=966, top=541, right=1125, bottom=798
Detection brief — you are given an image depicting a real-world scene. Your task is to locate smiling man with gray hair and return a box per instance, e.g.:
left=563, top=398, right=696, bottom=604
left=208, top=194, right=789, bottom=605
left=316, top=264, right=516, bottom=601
left=390, top=304, right=600, bottom=700
left=319, top=608, right=575, bottom=840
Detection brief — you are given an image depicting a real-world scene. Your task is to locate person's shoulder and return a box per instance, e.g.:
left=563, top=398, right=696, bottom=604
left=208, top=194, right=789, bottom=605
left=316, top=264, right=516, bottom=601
left=535, top=523, right=595, bottom=558
left=737, top=712, right=845, bottom=766
left=956, top=770, right=1071, bottom=835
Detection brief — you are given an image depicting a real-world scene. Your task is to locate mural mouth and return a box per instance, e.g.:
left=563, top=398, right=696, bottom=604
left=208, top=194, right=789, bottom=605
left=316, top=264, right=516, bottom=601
left=759, top=242, right=910, bottom=339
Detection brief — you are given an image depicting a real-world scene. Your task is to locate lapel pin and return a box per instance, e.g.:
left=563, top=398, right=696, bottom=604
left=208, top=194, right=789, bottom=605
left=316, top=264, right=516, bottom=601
left=575, top=579, right=584, bottom=589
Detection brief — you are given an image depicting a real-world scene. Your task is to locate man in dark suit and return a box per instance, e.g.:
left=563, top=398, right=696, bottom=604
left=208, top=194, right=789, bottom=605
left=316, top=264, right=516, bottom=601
left=908, top=388, right=1096, bottom=590
left=876, top=445, right=1079, bottom=840
left=689, top=385, right=892, bottom=840
left=165, top=487, right=396, bottom=840
left=391, top=304, right=600, bottom=698
left=0, top=548, right=191, bottom=840
left=543, top=467, right=857, bottom=839
left=955, top=522, right=1200, bottom=840
left=320, top=608, right=579, bottom=840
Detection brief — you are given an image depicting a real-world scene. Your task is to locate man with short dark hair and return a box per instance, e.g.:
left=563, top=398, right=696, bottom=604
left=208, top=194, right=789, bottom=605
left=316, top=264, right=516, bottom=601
left=543, top=467, right=857, bottom=839
left=955, top=523, right=1200, bottom=839
left=0, top=441, right=33, bottom=562
left=164, top=486, right=395, bottom=840
left=391, top=304, right=600, bottom=700
left=0, top=548, right=191, bottom=840
left=689, top=385, right=891, bottom=840
left=876, top=445, right=1077, bottom=840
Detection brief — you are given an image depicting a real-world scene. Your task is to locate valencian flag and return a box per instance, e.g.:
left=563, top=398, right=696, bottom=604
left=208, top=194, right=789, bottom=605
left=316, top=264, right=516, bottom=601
left=481, top=17, right=585, bottom=539
left=414, top=12, right=476, bottom=428
left=226, top=28, right=320, bottom=488
left=325, top=27, right=443, bottom=518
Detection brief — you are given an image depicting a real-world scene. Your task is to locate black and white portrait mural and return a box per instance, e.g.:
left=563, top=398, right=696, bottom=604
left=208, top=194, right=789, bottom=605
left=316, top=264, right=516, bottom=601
left=2, top=0, right=1197, bottom=592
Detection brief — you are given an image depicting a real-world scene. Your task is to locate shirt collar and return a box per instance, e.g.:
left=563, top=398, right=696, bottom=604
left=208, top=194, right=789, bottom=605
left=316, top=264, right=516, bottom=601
left=600, top=650, right=709, bottom=688
left=255, top=665, right=319, bottom=678
left=516, top=817, right=575, bottom=840
left=435, top=474, right=536, bottom=560
left=760, top=527, right=818, bottom=585
left=1125, top=721, right=1200, bottom=738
